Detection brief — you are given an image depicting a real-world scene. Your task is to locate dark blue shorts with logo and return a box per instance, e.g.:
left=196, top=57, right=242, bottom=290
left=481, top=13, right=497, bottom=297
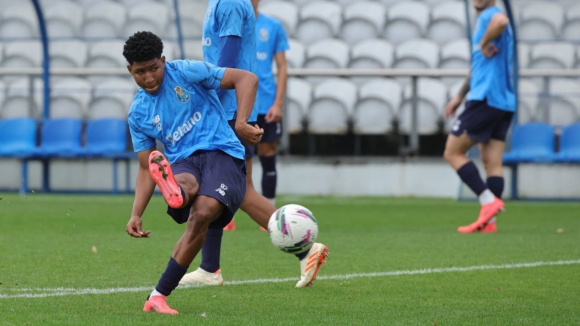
left=167, top=150, right=246, bottom=229
left=228, top=119, right=256, bottom=159
left=450, top=99, right=514, bottom=143
left=256, top=114, right=283, bottom=143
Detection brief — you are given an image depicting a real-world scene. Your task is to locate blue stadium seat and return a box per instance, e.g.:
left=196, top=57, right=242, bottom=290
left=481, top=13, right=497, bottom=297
left=503, top=123, right=555, bottom=163
left=36, top=118, right=83, bottom=157
left=554, top=123, right=580, bottom=163
left=0, top=118, right=37, bottom=157
left=81, top=118, right=128, bottom=156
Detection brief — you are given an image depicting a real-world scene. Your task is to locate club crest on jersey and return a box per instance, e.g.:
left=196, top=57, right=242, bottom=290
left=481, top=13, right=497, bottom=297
left=259, top=28, right=269, bottom=42
left=174, top=86, right=190, bottom=103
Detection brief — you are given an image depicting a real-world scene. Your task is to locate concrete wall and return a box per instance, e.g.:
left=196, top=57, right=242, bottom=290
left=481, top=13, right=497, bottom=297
left=0, top=157, right=579, bottom=199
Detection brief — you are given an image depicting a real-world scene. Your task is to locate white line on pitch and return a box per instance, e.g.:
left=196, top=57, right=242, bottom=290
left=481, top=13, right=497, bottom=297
left=1, top=259, right=579, bottom=299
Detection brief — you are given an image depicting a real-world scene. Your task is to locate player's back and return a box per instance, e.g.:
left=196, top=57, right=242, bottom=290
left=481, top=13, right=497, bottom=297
left=202, top=0, right=259, bottom=121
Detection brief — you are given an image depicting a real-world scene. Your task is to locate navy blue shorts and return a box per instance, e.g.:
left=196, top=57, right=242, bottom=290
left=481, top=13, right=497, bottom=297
left=450, top=99, right=514, bottom=143
left=256, top=114, right=283, bottom=143
left=167, top=150, right=246, bottom=229
left=228, top=119, right=255, bottom=159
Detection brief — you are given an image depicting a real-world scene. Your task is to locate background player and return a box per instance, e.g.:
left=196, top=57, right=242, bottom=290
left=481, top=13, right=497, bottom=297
left=252, top=0, right=289, bottom=209
left=123, top=31, right=262, bottom=314
left=443, top=0, right=515, bottom=233
left=180, top=0, right=329, bottom=289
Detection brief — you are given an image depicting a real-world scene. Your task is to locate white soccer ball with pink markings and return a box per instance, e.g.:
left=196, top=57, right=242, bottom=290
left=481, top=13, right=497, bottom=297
left=267, top=204, right=318, bottom=254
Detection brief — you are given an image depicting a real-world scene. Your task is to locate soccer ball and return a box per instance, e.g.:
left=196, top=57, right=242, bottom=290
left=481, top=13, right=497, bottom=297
left=267, top=204, right=318, bottom=254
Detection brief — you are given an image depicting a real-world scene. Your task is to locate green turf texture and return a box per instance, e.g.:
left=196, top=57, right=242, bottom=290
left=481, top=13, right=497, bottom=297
left=0, top=194, right=578, bottom=325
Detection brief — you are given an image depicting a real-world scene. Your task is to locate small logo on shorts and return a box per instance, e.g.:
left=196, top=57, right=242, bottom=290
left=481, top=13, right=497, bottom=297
left=452, top=119, right=461, bottom=132
left=215, top=183, right=228, bottom=196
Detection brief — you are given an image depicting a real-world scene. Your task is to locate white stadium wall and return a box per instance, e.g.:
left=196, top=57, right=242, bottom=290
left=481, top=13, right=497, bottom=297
left=1, top=158, right=579, bottom=199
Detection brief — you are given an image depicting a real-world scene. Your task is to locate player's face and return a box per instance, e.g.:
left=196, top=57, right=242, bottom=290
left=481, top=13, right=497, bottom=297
left=127, top=56, right=166, bottom=94
left=472, top=0, right=494, bottom=11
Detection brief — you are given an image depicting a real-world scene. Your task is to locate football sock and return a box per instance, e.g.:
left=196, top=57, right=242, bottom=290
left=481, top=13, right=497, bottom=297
left=478, top=189, right=496, bottom=205
left=295, top=251, right=309, bottom=261
left=457, top=161, right=487, bottom=197
left=487, top=176, right=504, bottom=198
left=259, top=155, right=277, bottom=200
left=200, top=228, right=223, bottom=273
left=155, top=257, right=188, bottom=296
left=486, top=177, right=503, bottom=224
left=150, top=289, right=164, bottom=298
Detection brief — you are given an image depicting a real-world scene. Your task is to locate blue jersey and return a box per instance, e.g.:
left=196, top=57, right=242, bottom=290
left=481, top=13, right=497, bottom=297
left=468, top=6, right=515, bottom=112
left=255, top=13, right=289, bottom=115
left=202, top=0, right=259, bottom=122
left=128, top=60, right=245, bottom=163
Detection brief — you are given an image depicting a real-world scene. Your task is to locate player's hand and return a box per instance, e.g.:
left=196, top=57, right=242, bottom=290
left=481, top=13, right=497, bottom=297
left=444, top=95, right=463, bottom=119
left=481, top=43, right=499, bottom=58
left=265, top=103, right=282, bottom=123
left=126, top=215, right=151, bottom=238
left=236, top=123, right=264, bottom=145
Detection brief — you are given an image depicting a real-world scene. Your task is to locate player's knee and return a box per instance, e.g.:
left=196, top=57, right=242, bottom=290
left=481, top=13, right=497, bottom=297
left=186, top=208, right=215, bottom=230
left=443, top=147, right=457, bottom=163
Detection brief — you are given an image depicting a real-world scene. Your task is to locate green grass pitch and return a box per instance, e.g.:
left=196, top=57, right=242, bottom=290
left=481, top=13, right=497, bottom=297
left=0, top=194, right=579, bottom=325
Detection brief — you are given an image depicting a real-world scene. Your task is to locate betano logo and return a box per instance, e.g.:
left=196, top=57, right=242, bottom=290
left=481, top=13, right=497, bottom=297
left=165, top=112, right=202, bottom=146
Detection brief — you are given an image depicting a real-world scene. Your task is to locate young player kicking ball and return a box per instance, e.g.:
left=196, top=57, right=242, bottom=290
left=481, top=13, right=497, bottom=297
left=123, top=31, right=262, bottom=314
left=180, top=0, right=329, bottom=289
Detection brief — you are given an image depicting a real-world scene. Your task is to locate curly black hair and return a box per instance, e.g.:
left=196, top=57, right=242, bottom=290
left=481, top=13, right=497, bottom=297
left=123, top=31, right=164, bottom=65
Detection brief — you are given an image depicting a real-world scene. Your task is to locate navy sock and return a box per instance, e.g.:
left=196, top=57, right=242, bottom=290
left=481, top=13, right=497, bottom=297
left=259, top=155, right=277, bottom=199
left=200, top=228, right=223, bottom=273
left=295, top=251, right=309, bottom=261
left=487, top=176, right=504, bottom=199
left=456, top=161, right=487, bottom=196
left=155, top=257, right=188, bottom=296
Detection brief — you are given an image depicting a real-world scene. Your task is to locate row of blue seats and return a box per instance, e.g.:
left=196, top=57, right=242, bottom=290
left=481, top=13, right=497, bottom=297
left=503, top=122, right=580, bottom=163
left=0, top=117, right=134, bottom=158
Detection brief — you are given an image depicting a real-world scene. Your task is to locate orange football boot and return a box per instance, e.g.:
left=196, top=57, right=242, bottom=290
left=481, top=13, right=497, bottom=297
left=148, top=151, right=183, bottom=209
left=143, top=295, right=178, bottom=315
left=223, top=220, right=236, bottom=231
left=458, top=198, right=504, bottom=233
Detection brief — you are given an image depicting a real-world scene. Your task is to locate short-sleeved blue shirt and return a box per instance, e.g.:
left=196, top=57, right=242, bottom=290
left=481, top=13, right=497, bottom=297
left=255, top=13, right=289, bottom=115
left=468, top=6, right=516, bottom=112
left=202, top=0, right=259, bottom=121
left=128, top=60, right=245, bottom=163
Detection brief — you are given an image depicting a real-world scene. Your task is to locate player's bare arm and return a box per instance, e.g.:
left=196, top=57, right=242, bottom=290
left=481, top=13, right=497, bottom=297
left=265, top=51, right=288, bottom=123
left=445, top=70, right=471, bottom=119
left=480, top=13, right=509, bottom=58
left=126, top=147, right=156, bottom=238
left=220, top=68, right=264, bottom=145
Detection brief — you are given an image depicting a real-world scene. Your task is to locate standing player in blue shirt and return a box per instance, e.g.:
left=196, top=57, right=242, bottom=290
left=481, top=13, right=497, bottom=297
left=252, top=0, right=289, bottom=209
left=122, top=31, right=263, bottom=314
left=443, top=0, right=515, bottom=233
left=180, top=0, right=329, bottom=289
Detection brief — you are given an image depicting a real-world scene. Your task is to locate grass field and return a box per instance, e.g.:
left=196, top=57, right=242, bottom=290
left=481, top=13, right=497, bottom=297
left=0, top=194, right=579, bottom=325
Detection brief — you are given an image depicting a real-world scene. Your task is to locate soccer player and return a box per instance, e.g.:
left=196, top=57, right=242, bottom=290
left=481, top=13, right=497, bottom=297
left=252, top=0, right=289, bottom=207
left=180, top=0, right=329, bottom=288
left=123, top=31, right=263, bottom=314
left=443, top=0, right=515, bottom=233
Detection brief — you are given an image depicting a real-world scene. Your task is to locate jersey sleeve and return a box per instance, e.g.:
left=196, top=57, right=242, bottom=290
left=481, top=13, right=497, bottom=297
left=127, top=112, right=156, bottom=152
left=274, top=21, right=290, bottom=54
left=181, top=60, right=226, bottom=90
left=216, top=0, right=244, bottom=38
